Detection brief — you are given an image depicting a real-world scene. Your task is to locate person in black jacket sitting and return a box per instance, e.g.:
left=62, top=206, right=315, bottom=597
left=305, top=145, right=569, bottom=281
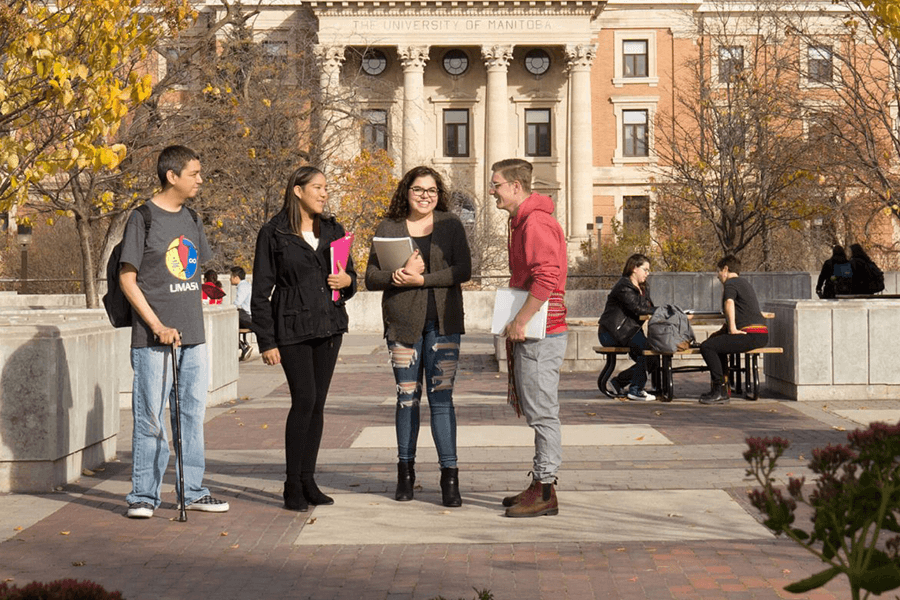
left=598, top=254, right=657, bottom=401
left=251, top=166, right=357, bottom=512
left=816, top=245, right=851, bottom=299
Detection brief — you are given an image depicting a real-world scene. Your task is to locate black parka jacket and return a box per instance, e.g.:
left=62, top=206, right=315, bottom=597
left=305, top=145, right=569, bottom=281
left=251, top=211, right=357, bottom=353
left=598, top=277, right=654, bottom=346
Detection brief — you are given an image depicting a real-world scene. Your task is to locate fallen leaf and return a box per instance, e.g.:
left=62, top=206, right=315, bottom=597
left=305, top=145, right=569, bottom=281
left=4, top=578, right=13, bottom=582
left=82, top=468, right=95, bottom=476
left=439, top=510, right=451, bottom=515
left=306, top=518, right=317, bottom=525
left=616, top=547, right=626, bottom=552
left=220, top=532, right=229, bottom=537
left=667, top=513, right=683, bottom=518
left=629, top=577, right=638, bottom=582
left=713, top=435, right=721, bottom=439
left=227, top=409, right=237, bottom=414
left=261, top=424, right=268, bottom=429
left=585, top=412, right=596, bottom=416
left=782, top=569, right=791, bottom=575
left=230, top=544, right=240, bottom=549
left=238, top=423, right=244, bottom=427
left=653, top=410, right=663, bottom=416
left=229, top=399, right=237, bottom=404
left=785, top=472, right=793, bottom=477
left=798, top=453, right=805, bottom=460
left=14, top=527, right=22, bottom=531
left=832, top=426, right=846, bottom=431
left=72, top=561, right=85, bottom=567
left=55, top=487, right=63, bottom=491
left=348, top=484, right=360, bottom=488
left=60, top=531, right=70, bottom=536
left=635, top=436, right=644, bottom=441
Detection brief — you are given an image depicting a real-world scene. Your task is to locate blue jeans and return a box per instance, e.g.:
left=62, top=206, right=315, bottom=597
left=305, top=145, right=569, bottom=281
left=599, top=328, right=650, bottom=394
left=127, top=344, right=210, bottom=508
left=388, top=321, right=460, bottom=468
left=513, top=332, right=567, bottom=482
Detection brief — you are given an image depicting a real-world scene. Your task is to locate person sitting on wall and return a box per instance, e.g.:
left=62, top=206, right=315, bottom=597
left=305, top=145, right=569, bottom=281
left=849, top=243, right=885, bottom=295
left=816, top=245, right=851, bottom=299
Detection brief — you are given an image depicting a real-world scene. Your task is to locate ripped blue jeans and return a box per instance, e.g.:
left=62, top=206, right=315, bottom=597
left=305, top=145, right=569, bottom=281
left=388, top=320, right=460, bottom=468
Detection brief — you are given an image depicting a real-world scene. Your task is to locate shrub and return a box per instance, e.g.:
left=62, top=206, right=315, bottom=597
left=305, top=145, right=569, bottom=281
left=744, top=423, right=900, bottom=600
left=0, top=579, right=124, bottom=600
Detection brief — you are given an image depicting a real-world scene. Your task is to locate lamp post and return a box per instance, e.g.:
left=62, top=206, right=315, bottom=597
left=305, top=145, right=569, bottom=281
left=17, top=224, right=32, bottom=294
left=595, top=216, right=604, bottom=277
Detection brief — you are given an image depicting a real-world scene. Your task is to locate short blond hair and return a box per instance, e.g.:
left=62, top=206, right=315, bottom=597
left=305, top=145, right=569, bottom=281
left=491, top=158, right=533, bottom=194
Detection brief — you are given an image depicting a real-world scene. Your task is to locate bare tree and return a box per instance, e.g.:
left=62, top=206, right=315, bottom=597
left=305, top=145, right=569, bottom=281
left=653, top=5, right=830, bottom=269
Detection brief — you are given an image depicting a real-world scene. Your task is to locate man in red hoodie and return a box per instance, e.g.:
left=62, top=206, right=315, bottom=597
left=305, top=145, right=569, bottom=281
left=491, top=158, right=568, bottom=518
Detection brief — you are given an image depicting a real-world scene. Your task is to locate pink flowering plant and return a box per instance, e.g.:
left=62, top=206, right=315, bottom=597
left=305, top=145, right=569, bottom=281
left=744, top=422, right=900, bottom=599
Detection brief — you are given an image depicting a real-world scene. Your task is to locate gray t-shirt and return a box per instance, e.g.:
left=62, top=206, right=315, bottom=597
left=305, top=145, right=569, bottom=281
left=120, top=202, right=211, bottom=348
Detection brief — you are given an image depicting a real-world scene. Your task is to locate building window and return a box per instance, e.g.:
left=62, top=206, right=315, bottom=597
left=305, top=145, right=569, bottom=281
left=362, top=49, right=387, bottom=76
left=623, top=195, right=650, bottom=234
left=525, top=109, right=551, bottom=157
left=262, top=40, right=288, bottom=64
left=524, top=49, right=551, bottom=76
left=623, top=40, right=648, bottom=78
left=362, top=109, right=388, bottom=151
left=623, top=109, right=649, bottom=157
left=442, top=49, right=469, bottom=76
left=808, top=45, right=834, bottom=84
left=443, top=109, right=469, bottom=157
left=718, top=46, right=744, bottom=82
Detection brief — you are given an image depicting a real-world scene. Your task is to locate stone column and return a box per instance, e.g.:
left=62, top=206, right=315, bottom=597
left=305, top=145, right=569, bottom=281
left=313, top=44, right=346, bottom=167
left=565, top=43, right=597, bottom=240
left=398, top=46, right=429, bottom=172
left=481, top=45, right=513, bottom=184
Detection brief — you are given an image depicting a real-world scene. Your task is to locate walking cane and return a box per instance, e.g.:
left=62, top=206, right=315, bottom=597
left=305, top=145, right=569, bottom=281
left=170, top=342, right=188, bottom=522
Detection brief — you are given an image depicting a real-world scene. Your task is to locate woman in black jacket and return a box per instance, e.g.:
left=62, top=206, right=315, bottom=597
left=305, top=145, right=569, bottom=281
left=251, top=166, right=356, bottom=512
left=816, top=245, right=850, bottom=298
left=598, top=253, right=656, bottom=401
left=365, top=166, right=471, bottom=507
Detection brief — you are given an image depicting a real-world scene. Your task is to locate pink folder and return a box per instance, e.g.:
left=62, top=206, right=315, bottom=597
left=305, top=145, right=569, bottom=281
left=330, top=233, right=354, bottom=301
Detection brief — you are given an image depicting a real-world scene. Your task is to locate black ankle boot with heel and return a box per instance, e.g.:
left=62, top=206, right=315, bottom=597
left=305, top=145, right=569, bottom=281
left=301, top=476, right=334, bottom=506
left=440, top=467, right=462, bottom=507
left=395, top=460, right=415, bottom=501
left=699, top=381, right=730, bottom=405
left=283, top=481, right=309, bottom=512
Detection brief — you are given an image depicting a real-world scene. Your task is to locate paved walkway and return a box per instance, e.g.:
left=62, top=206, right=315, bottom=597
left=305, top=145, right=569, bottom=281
left=2, top=332, right=898, bottom=600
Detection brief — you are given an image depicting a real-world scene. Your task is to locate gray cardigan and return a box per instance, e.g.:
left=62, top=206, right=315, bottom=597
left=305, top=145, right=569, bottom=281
left=365, top=211, right=472, bottom=344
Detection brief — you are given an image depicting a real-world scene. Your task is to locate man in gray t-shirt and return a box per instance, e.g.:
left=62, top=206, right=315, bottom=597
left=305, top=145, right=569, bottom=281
left=119, top=145, right=230, bottom=519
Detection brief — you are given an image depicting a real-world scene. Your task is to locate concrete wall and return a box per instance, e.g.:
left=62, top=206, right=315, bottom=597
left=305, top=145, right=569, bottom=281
left=0, top=305, right=239, bottom=492
left=764, top=298, right=900, bottom=400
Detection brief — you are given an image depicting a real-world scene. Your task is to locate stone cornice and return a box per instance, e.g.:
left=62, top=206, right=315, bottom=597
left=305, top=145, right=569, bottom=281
left=306, top=1, right=604, bottom=18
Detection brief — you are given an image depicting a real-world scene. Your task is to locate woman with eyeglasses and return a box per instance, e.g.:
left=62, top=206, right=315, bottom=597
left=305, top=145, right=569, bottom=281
left=365, top=166, right=472, bottom=507
left=598, top=253, right=657, bottom=401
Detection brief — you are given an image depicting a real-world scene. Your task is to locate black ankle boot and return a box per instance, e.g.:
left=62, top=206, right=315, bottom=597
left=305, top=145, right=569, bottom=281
left=395, top=460, right=415, bottom=501
left=440, top=467, right=462, bottom=507
left=301, top=476, right=334, bottom=506
left=283, top=481, right=309, bottom=512
left=699, top=382, right=730, bottom=405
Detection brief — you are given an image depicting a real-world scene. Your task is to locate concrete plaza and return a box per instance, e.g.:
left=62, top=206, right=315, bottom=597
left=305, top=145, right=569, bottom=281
left=2, top=331, right=896, bottom=599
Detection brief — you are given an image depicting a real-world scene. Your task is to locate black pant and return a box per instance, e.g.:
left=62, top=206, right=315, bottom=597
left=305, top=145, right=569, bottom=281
left=699, top=332, right=768, bottom=384
left=279, top=335, right=343, bottom=482
left=237, top=308, right=254, bottom=332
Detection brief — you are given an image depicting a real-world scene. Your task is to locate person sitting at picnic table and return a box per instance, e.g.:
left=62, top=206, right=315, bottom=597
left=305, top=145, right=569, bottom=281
left=598, top=253, right=657, bottom=402
left=698, top=255, right=768, bottom=405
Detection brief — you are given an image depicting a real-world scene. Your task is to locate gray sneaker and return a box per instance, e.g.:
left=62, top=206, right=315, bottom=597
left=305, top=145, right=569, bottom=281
left=127, top=502, right=154, bottom=519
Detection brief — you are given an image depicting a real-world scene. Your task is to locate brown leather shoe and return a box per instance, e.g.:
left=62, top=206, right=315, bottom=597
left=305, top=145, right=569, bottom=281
left=502, top=476, right=539, bottom=507
left=505, top=481, right=558, bottom=518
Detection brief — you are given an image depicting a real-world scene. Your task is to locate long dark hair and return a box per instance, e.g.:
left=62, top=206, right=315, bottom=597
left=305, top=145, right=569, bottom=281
left=622, top=253, right=650, bottom=295
left=849, top=243, right=872, bottom=263
left=281, top=166, right=325, bottom=235
left=385, top=166, right=449, bottom=220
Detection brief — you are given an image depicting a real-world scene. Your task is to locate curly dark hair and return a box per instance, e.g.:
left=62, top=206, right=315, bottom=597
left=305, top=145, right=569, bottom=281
left=385, top=166, right=449, bottom=220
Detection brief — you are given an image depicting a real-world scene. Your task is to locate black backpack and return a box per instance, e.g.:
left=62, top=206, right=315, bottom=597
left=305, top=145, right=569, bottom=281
left=102, top=204, right=199, bottom=327
left=864, top=260, right=885, bottom=294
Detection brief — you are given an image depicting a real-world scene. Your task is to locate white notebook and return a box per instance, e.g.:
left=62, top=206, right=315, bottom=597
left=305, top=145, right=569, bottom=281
left=490, top=287, right=548, bottom=340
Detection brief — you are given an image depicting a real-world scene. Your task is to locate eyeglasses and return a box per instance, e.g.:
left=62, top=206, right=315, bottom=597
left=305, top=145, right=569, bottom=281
left=489, top=180, right=513, bottom=191
left=409, top=186, right=439, bottom=197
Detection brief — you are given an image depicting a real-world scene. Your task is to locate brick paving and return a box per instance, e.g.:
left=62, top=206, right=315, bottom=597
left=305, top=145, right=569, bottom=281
left=1, top=332, right=891, bottom=599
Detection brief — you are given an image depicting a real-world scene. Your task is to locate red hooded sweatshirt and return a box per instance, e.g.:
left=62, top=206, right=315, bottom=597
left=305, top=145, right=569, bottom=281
left=508, top=191, right=568, bottom=334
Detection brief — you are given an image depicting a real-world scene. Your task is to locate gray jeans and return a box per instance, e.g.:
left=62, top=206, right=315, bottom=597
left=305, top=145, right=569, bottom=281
left=513, top=332, right=567, bottom=482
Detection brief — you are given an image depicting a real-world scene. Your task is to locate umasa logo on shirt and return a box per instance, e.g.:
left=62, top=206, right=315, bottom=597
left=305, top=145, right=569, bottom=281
left=165, top=235, right=200, bottom=292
